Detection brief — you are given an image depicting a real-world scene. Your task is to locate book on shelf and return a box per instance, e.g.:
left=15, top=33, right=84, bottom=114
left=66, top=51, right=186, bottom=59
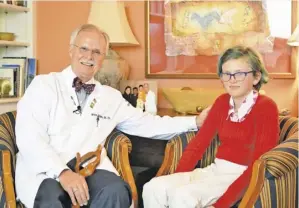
left=26, top=58, right=36, bottom=89
left=1, top=64, right=20, bottom=97
left=0, top=57, right=37, bottom=98
left=0, top=57, right=26, bottom=97
left=0, top=66, right=16, bottom=98
left=15, top=0, right=27, bottom=7
left=2, top=0, right=27, bottom=7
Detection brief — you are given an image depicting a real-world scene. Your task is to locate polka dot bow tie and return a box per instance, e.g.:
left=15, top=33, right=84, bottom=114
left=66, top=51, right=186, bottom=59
left=72, top=77, right=95, bottom=94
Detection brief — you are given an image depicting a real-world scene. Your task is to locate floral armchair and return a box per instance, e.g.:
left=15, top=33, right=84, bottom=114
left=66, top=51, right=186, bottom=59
left=157, top=116, right=298, bottom=208
left=0, top=111, right=138, bottom=208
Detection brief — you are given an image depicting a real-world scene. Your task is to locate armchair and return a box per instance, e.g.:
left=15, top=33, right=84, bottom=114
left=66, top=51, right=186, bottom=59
left=122, top=134, right=169, bottom=208
left=157, top=116, right=298, bottom=208
left=0, top=111, right=138, bottom=208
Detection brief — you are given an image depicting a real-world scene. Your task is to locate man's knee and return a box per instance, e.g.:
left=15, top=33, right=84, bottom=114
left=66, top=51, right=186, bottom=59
left=92, top=180, right=132, bottom=205
left=104, top=181, right=131, bottom=199
left=34, top=179, right=69, bottom=208
left=36, top=179, right=65, bottom=199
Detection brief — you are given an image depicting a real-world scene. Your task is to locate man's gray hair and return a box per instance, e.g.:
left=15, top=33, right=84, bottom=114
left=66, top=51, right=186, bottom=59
left=70, top=24, right=110, bottom=54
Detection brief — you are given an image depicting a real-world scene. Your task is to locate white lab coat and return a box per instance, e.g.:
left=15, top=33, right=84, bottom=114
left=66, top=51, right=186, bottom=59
left=15, top=66, right=197, bottom=207
left=145, top=90, right=157, bottom=115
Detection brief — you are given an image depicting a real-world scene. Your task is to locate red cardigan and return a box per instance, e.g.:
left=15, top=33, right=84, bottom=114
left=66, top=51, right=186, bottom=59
left=175, top=93, right=279, bottom=208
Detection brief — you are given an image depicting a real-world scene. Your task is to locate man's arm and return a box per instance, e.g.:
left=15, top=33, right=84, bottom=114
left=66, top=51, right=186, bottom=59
left=115, top=92, right=210, bottom=139
left=196, top=106, right=211, bottom=127
left=16, top=76, right=69, bottom=178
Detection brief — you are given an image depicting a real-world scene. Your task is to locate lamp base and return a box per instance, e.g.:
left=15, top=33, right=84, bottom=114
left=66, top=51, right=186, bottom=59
left=94, top=49, right=130, bottom=90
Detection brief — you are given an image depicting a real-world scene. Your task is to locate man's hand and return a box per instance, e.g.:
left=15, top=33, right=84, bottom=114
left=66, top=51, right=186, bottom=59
left=59, top=169, right=89, bottom=206
left=195, top=106, right=211, bottom=127
left=207, top=206, right=215, bottom=208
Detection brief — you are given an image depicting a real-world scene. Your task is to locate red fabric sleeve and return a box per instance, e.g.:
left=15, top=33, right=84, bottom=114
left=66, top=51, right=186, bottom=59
left=213, top=99, right=279, bottom=208
left=175, top=95, right=226, bottom=173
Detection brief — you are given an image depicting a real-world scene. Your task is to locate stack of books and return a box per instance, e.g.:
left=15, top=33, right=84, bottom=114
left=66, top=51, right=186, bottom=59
left=0, top=57, right=36, bottom=98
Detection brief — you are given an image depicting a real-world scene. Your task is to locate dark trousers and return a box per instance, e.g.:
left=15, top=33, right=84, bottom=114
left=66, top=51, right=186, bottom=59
left=33, top=158, right=132, bottom=208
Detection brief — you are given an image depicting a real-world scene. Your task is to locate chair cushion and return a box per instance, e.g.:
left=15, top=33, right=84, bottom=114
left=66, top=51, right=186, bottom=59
left=126, top=135, right=168, bottom=168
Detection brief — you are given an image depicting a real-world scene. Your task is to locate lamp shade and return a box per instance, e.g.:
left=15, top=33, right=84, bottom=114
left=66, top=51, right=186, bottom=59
left=88, top=1, right=139, bottom=46
left=287, top=24, right=299, bottom=46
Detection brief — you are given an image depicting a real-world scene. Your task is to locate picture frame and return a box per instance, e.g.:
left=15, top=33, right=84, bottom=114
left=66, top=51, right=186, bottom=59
left=145, top=0, right=298, bottom=79
left=120, top=80, right=158, bottom=115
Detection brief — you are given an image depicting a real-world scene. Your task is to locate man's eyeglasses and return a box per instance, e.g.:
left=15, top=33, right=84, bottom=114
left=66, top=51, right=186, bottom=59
left=72, top=44, right=105, bottom=57
left=220, top=71, right=254, bottom=82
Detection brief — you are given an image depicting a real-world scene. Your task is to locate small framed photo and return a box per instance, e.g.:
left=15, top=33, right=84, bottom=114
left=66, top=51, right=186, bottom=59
left=120, top=80, right=158, bottom=115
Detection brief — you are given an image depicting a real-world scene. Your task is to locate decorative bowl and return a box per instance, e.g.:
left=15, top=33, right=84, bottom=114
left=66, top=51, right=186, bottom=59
left=0, top=32, right=15, bottom=41
left=162, top=87, right=225, bottom=114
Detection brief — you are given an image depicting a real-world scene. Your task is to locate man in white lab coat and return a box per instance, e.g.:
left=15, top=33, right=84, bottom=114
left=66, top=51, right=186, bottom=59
left=144, top=83, right=157, bottom=115
left=15, top=24, right=208, bottom=208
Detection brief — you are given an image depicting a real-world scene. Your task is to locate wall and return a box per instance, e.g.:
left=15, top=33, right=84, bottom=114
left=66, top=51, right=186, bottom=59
left=35, top=1, right=91, bottom=73
left=35, top=1, right=298, bottom=117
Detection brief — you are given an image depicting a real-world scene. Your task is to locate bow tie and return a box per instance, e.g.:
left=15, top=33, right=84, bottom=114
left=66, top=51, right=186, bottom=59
left=72, top=77, right=95, bottom=94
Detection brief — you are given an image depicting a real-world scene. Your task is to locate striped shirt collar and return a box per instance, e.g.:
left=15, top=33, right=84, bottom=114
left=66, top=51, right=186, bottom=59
left=227, top=90, right=258, bottom=122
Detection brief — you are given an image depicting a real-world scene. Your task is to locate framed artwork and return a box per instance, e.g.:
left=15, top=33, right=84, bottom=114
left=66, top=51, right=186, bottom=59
left=145, top=0, right=298, bottom=79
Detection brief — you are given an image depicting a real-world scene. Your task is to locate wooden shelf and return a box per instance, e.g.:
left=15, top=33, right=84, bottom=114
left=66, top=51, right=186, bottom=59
left=0, top=3, right=29, bottom=12
left=0, top=97, right=20, bottom=104
left=0, top=40, right=30, bottom=47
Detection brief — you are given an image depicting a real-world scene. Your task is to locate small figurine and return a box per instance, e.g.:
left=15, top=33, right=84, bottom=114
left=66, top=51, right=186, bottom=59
left=72, top=145, right=102, bottom=208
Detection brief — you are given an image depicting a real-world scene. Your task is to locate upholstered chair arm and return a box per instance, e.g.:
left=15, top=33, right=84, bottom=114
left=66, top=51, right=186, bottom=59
left=0, top=150, right=16, bottom=208
left=105, top=130, right=138, bottom=207
left=0, top=122, right=17, bottom=208
left=157, top=130, right=221, bottom=177
left=156, top=131, right=196, bottom=176
left=0, top=112, right=17, bottom=158
left=240, top=134, right=299, bottom=208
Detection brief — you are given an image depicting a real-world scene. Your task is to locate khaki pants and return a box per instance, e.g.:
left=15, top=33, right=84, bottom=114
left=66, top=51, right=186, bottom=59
left=142, top=158, right=247, bottom=208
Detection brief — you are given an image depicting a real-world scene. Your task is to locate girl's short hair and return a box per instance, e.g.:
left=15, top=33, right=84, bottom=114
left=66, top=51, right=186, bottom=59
left=217, top=46, right=269, bottom=91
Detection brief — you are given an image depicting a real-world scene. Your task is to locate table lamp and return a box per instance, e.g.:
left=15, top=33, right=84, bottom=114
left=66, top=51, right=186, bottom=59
left=88, top=0, right=139, bottom=90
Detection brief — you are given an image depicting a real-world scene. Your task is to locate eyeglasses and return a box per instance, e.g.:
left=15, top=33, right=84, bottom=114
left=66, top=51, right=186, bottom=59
left=220, top=71, right=254, bottom=82
left=72, top=44, right=105, bottom=57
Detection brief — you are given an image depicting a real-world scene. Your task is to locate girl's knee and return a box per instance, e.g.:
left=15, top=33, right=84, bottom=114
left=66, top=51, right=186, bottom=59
left=168, top=188, right=202, bottom=208
left=142, top=177, right=165, bottom=197
left=142, top=179, right=156, bottom=194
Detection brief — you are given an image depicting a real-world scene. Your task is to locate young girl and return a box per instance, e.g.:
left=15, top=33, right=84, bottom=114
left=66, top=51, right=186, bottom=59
left=142, top=46, right=279, bottom=208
